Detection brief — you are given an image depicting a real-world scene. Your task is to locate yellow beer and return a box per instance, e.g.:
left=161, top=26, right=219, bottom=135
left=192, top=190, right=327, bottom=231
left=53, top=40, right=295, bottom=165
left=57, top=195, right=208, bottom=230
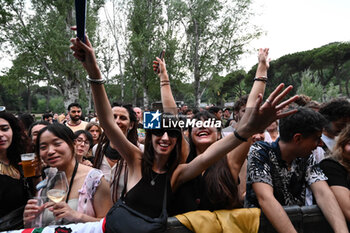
left=21, top=153, right=36, bottom=177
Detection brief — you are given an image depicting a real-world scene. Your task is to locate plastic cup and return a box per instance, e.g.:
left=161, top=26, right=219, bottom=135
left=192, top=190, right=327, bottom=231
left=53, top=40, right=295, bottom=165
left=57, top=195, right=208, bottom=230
left=31, top=196, right=46, bottom=228
left=21, top=153, right=36, bottom=177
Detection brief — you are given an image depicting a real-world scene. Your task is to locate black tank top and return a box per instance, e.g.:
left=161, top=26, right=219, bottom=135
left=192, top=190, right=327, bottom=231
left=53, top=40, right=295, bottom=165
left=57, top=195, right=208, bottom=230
left=123, top=171, right=172, bottom=218
left=0, top=175, right=28, bottom=217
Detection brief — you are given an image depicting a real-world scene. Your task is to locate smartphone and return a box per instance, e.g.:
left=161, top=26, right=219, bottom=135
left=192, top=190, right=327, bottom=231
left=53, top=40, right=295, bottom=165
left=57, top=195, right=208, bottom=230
left=75, top=0, right=87, bottom=43
left=157, top=50, right=165, bottom=73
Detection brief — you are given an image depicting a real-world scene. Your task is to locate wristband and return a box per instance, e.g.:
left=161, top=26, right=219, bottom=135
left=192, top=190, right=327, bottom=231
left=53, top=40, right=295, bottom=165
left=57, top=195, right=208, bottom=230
left=254, top=76, right=267, bottom=82
left=234, top=130, right=248, bottom=142
left=86, top=76, right=106, bottom=84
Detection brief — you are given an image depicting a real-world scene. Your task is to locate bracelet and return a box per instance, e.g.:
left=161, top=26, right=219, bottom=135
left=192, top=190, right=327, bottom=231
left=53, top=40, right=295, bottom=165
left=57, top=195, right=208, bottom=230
left=160, top=80, right=170, bottom=83
left=86, top=76, right=106, bottom=84
left=254, top=76, right=267, bottom=82
left=160, top=83, right=170, bottom=87
left=234, top=130, right=248, bottom=142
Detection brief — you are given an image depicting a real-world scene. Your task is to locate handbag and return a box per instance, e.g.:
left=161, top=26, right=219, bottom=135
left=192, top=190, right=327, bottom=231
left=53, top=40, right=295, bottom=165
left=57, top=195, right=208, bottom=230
left=0, top=205, right=25, bottom=231
left=105, top=176, right=168, bottom=233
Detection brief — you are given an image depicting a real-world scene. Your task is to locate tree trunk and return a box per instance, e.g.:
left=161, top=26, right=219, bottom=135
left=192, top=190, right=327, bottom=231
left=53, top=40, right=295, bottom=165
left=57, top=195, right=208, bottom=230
left=46, top=85, right=50, bottom=112
left=132, top=79, right=137, bottom=107
left=27, top=85, right=32, bottom=113
left=345, top=78, right=349, bottom=98
left=193, top=18, right=201, bottom=107
left=115, top=40, right=125, bottom=104
left=63, top=78, right=80, bottom=111
left=142, top=57, right=149, bottom=108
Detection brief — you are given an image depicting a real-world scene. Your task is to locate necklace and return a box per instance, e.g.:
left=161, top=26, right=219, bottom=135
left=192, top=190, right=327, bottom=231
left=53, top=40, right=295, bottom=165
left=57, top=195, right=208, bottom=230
left=0, top=161, right=20, bottom=179
left=150, top=172, right=160, bottom=186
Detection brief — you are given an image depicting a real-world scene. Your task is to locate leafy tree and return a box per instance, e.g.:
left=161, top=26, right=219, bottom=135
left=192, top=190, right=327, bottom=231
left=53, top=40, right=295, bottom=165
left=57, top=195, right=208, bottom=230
left=124, top=0, right=165, bottom=108
left=0, top=0, right=104, bottom=111
left=248, top=42, right=350, bottom=98
left=98, top=0, right=129, bottom=103
left=296, top=70, right=323, bottom=102
left=170, top=0, right=261, bottom=107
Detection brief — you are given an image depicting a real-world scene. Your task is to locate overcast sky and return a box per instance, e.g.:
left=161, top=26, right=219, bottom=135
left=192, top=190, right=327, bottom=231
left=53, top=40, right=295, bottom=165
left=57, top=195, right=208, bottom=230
left=239, top=0, right=350, bottom=70
left=1, top=0, right=349, bottom=74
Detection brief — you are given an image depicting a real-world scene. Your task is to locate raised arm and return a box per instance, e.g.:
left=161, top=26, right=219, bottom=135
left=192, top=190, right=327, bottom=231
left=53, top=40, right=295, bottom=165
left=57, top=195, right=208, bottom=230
left=70, top=35, right=142, bottom=169
left=172, top=84, right=299, bottom=189
left=153, top=56, right=190, bottom=163
left=227, top=48, right=270, bottom=179
left=153, top=57, right=178, bottom=115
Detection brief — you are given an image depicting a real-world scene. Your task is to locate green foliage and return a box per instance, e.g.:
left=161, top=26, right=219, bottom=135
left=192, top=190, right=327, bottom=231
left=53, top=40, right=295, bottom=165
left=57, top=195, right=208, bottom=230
left=323, top=82, right=340, bottom=102
left=248, top=42, right=350, bottom=99
left=171, top=0, right=261, bottom=106
left=296, top=70, right=323, bottom=102
left=0, top=0, right=104, bottom=110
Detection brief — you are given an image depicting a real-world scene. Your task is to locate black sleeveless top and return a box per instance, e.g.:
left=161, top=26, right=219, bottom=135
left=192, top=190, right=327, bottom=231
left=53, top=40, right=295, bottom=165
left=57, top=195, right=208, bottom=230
left=123, top=171, right=173, bottom=218
left=0, top=175, right=28, bottom=217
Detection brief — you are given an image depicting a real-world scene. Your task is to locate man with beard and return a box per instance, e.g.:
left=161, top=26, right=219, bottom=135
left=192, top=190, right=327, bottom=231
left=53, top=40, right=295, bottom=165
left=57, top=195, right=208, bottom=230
left=65, top=103, right=88, bottom=132
left=245, top=107, right=348, bottom=233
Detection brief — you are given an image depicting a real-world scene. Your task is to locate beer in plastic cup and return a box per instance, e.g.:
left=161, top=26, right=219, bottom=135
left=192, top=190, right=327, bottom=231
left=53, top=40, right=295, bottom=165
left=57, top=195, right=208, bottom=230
left=20, top=153, right=36, bottom=177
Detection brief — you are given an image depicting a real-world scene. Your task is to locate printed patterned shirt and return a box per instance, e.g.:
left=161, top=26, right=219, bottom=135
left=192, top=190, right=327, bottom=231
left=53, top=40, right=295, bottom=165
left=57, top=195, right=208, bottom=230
left=244, top=139, right=327, bottom=208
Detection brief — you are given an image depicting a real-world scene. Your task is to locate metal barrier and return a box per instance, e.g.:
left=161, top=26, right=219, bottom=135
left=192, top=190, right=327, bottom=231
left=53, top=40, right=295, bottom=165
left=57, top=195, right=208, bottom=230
left=166, top=205, right=336, bottom=233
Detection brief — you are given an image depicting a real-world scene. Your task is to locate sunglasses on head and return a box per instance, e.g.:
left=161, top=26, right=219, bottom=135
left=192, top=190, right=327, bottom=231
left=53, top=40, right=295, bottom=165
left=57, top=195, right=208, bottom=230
left=150, top=128, right=181, bottom=138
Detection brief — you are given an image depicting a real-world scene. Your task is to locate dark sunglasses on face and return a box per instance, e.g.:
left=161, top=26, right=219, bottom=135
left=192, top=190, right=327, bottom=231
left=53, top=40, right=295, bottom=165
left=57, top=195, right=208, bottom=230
left=150, top=128, right=181, bottom=138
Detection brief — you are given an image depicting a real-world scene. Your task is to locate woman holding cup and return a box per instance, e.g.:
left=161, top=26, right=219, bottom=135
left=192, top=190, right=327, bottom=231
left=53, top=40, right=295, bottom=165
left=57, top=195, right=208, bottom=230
left=0, top=112, right=32, bottom=229
left=23, top=123, right=112, bottom=227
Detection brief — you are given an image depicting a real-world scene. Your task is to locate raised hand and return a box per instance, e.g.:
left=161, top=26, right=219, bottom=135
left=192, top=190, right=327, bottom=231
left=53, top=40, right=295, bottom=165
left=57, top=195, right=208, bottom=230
left=70, top=27, right=100, bottom=78
left=238, top=83, right=298, bottom=136
left=258, top=48, right=270, bottom=69
left=153, top=57, right=168, bottom=79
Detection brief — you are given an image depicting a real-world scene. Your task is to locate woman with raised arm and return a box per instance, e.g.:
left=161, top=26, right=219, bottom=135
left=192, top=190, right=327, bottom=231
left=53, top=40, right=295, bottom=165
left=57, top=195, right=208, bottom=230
left=93, top=102, right=140, bottom=203
left=70, top=35, right=298, bottom=231
left=153, top=49, right=272, bottom=213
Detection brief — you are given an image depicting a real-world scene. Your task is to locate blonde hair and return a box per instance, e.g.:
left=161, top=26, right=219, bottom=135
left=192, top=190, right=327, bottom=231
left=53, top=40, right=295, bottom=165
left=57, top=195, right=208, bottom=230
left=329, top=123, right=350, bottom=172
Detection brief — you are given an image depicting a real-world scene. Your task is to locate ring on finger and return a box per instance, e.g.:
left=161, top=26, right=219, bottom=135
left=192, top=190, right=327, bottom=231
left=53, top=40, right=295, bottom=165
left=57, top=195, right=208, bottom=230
left=265, top=99, right=272, bottom=104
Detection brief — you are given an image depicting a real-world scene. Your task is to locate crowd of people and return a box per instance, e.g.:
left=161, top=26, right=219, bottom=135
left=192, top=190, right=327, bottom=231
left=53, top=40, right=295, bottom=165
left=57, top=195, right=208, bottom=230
left=0, top=40, right=350, bottom=233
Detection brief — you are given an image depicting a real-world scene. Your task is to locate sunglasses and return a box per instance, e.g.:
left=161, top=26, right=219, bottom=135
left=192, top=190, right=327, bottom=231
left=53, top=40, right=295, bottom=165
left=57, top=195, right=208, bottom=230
left=150, top=128, right=181, bottom=138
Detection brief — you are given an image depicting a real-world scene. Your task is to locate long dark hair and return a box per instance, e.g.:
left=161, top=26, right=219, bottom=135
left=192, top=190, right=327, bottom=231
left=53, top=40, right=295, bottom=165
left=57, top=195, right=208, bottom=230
left=188, top=111, right=240, bottom=209
left=142, top=114, right=182, bottom=179
left=205, top=157, right=240, bottom=209
left=187, top=111, right=222, bottom=159
left=35, top=123, right=75, bottom=161
left=0, top=112, right=30, bottom=170
left=93, top=104, right=138, bottom=203
left=94, top=104, right=138, bottom=168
